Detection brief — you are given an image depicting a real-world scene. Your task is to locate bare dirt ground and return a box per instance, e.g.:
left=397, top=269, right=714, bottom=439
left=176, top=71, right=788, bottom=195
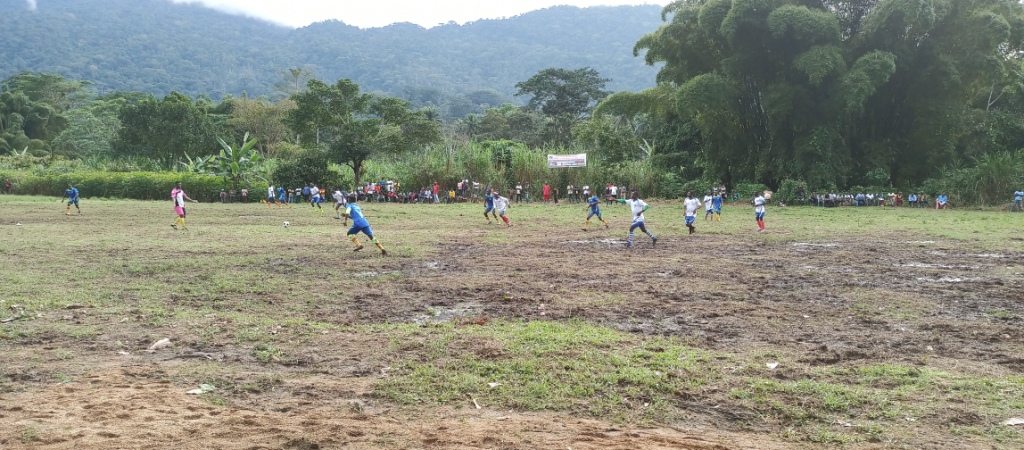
left=2, top=201, right=1023, bottom=449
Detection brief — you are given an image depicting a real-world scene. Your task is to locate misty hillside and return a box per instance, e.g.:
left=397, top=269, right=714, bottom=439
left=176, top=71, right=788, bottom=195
left=0, top=0, right=664, bottom=103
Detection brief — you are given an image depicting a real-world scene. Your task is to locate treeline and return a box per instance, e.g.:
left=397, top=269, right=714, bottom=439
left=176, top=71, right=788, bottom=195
left=4, top=0, right=1024, bottom=206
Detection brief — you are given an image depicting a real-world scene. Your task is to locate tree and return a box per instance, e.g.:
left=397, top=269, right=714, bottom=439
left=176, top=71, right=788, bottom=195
left=285, top=79, right=441, bottom=187
left=112, top=92, right=219, bottom=169
left=0, top=91, right=68, bottom=155
left=226, top=97, right=295, bottom=156
left=631, top=0, right=1024, bottom=189
left=515, top=67, right=610, bottom=145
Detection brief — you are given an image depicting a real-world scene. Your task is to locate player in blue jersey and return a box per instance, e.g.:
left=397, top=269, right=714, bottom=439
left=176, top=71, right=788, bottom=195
left=711, top=192, right=723, bottom=222
left=341, top=203, right=387, bottom=255
left=483, top=188, right=499, bottom=224
left=583, top=193, right=609, bottom=231
left=61, top=184, right=81, bottom=216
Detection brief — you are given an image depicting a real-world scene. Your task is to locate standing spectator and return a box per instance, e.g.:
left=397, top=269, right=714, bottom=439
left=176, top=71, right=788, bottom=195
left=241, top=187, right=248, bottom=203
left=908, top=193, right=918, bottom=208
left=796, top=184, right=805, bottom=205
left=3, top=178, right=11, bottom=194
left=684, top=191, right=702, bottom=235
left=1013, top=189, right=1023, bottom=212
left=543, top=183, right=551, bottom=202
left=917, top=193, right=926, bottom=208
left=302, top=184, right=311, bottom=202
left=219, top=189, right=227, bottom=203
left=753, top=191, right=767, bottom=233
left=515, top=183, right=523, bottom=203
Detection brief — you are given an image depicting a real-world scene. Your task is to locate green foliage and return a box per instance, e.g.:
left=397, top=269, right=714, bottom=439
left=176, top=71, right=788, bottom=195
left=515, top=67, right=611, bottom=145
left=271, top=148, right=332, bottom=190
left=923, top=151, right=1024, bottom=206
left=286, top=79, right=441, bottom=187
left=112, top=92, right=220, bottom=169
left=776, top=179, right=809, bottom=204
left=1, top=170, right=260, bottom=202
left=209, top=133, right=266, bottom=191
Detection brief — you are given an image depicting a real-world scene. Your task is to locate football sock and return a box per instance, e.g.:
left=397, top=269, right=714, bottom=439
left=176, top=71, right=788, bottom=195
left=627, top=231, right=634, bottom=245
left=349, top=236, right=361, bottom=247
left=373, top=238, right=385, bottom=251
left=502, top=216, right=509, bottom=225
left=646, top=230, right=655, bottom=240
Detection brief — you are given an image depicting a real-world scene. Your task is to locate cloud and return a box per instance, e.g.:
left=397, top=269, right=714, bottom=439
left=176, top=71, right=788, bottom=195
left=26, top=0, right=37, bottom=11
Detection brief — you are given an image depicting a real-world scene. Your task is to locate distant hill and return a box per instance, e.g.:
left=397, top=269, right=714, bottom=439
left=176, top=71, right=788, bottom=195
left=0, top=0, right=664, bottom=106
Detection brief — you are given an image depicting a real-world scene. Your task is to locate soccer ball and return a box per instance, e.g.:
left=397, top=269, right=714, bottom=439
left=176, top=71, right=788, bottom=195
left=283, top=221, right=290, bottom=227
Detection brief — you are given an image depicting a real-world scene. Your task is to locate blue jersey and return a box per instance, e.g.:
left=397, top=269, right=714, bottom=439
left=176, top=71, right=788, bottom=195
left=484, top=194, right=494, bottom=208
left=65, top=187, right=79, bottom=200
left=711, top=195, right=722, bottom=209
left=587, top=195, right=600, bottom=212
left=345, top=204, right=369, bottom=228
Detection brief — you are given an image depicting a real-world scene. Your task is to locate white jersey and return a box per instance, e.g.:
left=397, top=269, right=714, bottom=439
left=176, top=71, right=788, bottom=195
left=684, top=197, right=702, bottom=217
left=310, top=186, right=320, bottom=198
left=624, top=198, right=648, bottom=223
left=610, top=185, right=618, bottom=196
left=173, top=189, right=185, bottom=207
left=754, top=196, right=766, bottom=214
left=333, top=190, right=345, bottom=204
left=493, top=196, right=509, bottom=212
left=702, top=195, right=713, bottom=211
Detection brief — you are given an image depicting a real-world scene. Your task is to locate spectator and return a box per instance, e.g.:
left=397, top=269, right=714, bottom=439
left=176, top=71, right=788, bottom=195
left=543, top=183, right=551, bottom=202
left=3, top=178, right=11, bottom=194
left=219, top=189, right=227, bottom=203
left=936, top=193, right=948, bottom=209
left=241, top=187, right=248, bottom=203
left=1013, top=189, right=1023, bottom=212
left=908, top=193, right=917, bottom=208
left=433, top=181, right=440, bottom=204
left=515, top=183, right=523, bottom=203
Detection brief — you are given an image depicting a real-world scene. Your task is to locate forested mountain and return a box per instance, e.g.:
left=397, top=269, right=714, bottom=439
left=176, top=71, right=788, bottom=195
left=0, top=0, right=662, bottom=104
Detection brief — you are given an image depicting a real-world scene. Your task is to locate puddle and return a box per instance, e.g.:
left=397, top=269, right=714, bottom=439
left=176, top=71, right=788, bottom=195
left=412, top=303, right=481, bottom=324
left=353, top=271, right=399, bottom=278
left=897, top=263, right=978, bottom=270
left=915, top=276, right=982, bottom=283
left=793, top=243, right=839, bottom=247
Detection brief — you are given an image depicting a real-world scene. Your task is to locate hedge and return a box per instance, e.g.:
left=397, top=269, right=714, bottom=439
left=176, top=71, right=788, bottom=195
left=0, top=171, right=268, bottom=203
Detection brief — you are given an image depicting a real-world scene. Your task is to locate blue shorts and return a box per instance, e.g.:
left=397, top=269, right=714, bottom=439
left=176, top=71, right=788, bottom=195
left=68, top=199, right=79, bottom=206
left=484, top=206, right=494, bottom=213
left=630, top=220, right=646, bottom=230
left=497, top=208, right=507, bottom=216
left=714, top=205, right=722, bottom=213
left=588, top=208, right=601, bottom=217
left=278, top=194, right=286, bottom=201
left=756, top=212, right=765, bottom=220
left=312, top=196, right=322, bottom=204
left=268, top=195, right=275, bottom=202
left=686, top=215, right=696, bottom=225
left=347, top=224, right=374, bottom=238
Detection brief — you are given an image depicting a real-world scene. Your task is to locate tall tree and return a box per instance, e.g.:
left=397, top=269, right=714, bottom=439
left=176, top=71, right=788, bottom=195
left=515, top=67, right=610, bottom=145
left=632, top=0, right=1024, bottom=188
left=285, top=79, right=441, bottom=187
left=112, top=92, right=219, bottom=169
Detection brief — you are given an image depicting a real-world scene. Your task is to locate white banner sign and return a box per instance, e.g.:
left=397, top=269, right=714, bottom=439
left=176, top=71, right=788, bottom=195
left=547, top=153, right=587, bottom=168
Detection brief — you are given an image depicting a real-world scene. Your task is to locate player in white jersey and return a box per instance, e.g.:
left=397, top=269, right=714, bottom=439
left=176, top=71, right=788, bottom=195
left=309, top=183, right=324, bottom=213
left=683, top=191, right=702, bottom=235
left=333, top=188, right=347, bottom=218
left=753, top=192, right=767, bottom=233
left=492, top=192, right=513, bottom=227
left=703, top=192, right=714, bottom=220
left=617, top=191, right=656, bottom=248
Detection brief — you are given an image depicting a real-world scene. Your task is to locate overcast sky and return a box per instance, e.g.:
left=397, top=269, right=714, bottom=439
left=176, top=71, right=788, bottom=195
left=168, top=0, right=670, bottom=29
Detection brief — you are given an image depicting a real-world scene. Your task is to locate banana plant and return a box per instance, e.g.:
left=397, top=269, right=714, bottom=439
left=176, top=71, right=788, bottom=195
left=212, top=133, right=265, bottom=191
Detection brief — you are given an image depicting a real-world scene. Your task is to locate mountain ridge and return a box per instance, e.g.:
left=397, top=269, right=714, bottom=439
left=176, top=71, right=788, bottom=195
left=0, top=0, right=664, bottom=106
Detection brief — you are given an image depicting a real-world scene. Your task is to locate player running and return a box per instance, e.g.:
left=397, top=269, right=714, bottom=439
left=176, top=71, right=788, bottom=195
left=483, top=188, right=499, bottom=224
left=170, top=181, right=199, bottom=230
left=309, top=183, right=324, bottom=213
left=753, top=191, right=767, bottom=233
left=333, top=188, right=347, bottom=219
left=683, top=191, right=701, bottom=235
left=61, top=184, right=81, bottom=216
left=276, top=185, right=291, bottom=208
left=618, top=191, right=656, bottom=248
left=340, top=202, right=387, bottom=256
left=703, top=191, right=714, bottom=220
left=583, top=192, right=609, bottom=231
left=711, top=192, right=723, bottom=222
left=492, top=190, right=513, bottom=227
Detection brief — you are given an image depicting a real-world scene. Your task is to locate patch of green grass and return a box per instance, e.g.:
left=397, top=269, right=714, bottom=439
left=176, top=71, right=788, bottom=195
left=376, top=319, right=712, bottom=423
left=252, top=343, right=282, bottom=363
